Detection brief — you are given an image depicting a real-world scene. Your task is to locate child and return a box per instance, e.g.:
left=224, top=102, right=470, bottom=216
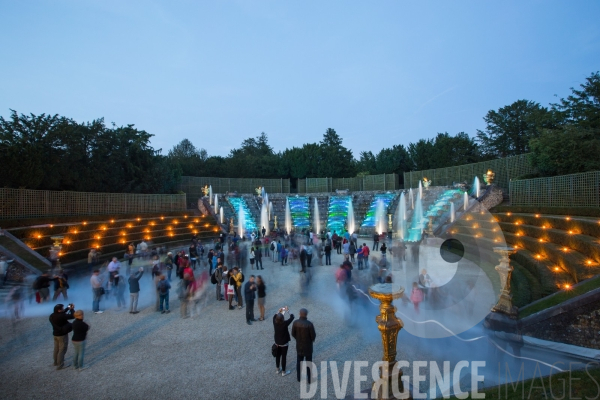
left=72, top=310, right=90, bottom=370
left=410, top=282, right=424, bottom=314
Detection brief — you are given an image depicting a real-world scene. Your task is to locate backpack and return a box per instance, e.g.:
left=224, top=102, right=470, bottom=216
left=33, top=277, right=42, bottom=290
left=210, top=270, right=217, bottom=285
left=158, top=280, right=169, bottom=294
left=270, top=243, right=275, bottom=251
left=240, top=272, right=245, bottom=283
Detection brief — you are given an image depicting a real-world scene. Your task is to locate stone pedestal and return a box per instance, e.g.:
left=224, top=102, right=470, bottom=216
left=491, top=247, right=517, bottom=317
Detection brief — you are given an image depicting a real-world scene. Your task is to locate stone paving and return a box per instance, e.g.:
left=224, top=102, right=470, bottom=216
left=0, top=245, right=396, bottom=400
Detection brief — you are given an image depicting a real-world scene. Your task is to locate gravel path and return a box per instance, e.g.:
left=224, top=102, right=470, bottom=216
left=0, top=246, right=407, bottom=400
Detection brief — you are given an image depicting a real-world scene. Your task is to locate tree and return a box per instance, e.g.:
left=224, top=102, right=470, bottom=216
left=318, top=128, right=356, bottom=177
left=530, top=72, right=600, bottom=176
left=476, top=100, right=554, bottom=158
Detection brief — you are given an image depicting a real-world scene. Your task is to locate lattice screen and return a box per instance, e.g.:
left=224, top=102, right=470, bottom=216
left=0, top=188, right=186, bottom=220
left=510, top=171, right=600, bottom=207
left=403, top=154, right=534, bottom=189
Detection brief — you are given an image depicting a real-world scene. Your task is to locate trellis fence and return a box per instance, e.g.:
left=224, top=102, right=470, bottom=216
left=510, top=171, right=600, bottom=207
left=403, top=154, right=534, bottom=190
left=179, top=173, right=399, bottom=196
left=0, top=188, right=186, bottom=220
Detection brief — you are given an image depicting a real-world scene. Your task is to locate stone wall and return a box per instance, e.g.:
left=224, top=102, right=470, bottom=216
left=479, top=184, right=504, bottom=210
left=521, top=288, right=600, bottom=349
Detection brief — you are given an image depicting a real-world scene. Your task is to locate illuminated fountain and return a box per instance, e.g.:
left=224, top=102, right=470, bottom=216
left=347, top=197, right=355, bottom=234
left=209, top=185, right=213, bottom=204
left=450, top=202, right=455, bottom=223
left=214, top=194, right=219, bottom=214
left=395, top=192, right=407, bottom=240
left=407, top=193, right=425, bottom=242
left=269, top=201, right=273, bottom=221
left=471, top=176, right=481, bottom=198
left=228, top=196, right=258, bottom=235
left=327, top=196, right=350, bottom=234
left=375, top=198, right=386, bottom=235
left=360, top=193, right=396, bottom=233
left=464, top=191, right=468, bottom=211
left=418, top=180, right=423, bottom=199
left=285, top=198, right=292, bottom=233
left=409, top=188, right=414, bottom=210
left=288, top=196, right=310, bottom=229
left=260, top=201, right=269, bottom=236
left=238, top=206, right=246, bottom=237
left=219, top=206, right=224, bottom=224
left=313, top=198, right=320, bottom=234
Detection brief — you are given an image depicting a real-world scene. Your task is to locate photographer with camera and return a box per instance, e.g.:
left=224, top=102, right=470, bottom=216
left=273, top=306, right=294, bottom=376
left=49, top=303, right=76, bottom=370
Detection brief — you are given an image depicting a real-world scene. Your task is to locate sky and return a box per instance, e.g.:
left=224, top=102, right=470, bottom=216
left=1, top=1, right=599, bottom=158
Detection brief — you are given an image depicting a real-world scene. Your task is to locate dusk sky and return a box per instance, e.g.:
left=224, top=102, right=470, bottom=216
left=1, top=1, right=599, bottom=158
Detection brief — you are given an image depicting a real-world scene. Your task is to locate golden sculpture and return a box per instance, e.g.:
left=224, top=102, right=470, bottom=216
left=422, top=177, right=431, bottom=189
left=491, top=247, right=517, bottom=317
left=484, top=169, right=495, bottom=185
left=387, top=214, right=393, bottom=232
left=425, top=215, right=435, bottom=236
left=368, top=283, right=408, bottom=399
left=273, top=215, right=278, bottom=230
left=229, top=217, right=234, bottom=235
left=202, top=185, right=210, bottom=197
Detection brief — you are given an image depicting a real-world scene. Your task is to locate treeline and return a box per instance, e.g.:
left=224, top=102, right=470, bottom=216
left=1, top=71, right=598, bottom=193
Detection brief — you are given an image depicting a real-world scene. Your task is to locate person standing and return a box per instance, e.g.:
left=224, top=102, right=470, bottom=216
left=255, top=245, right=263, bottom=270
left=115, top=274, right=126, bottom=310
left=299, top=246, right=307, bottom=273
left=107, top=257, right=120, bottom=287
left=249, top=247, right=256, bottom=270
left=380, top=242, right=387, bottom=261
left=256, top=275, right=266, bottom=321
left=373, top=233, right=380, bottom=251
left=234, top=268, right=244, bottom=309
left=349, top=241, right=356, bottom=262
left=273, top=307, right=295, bottom=376
left=362, top=243, right=370, bottom=269
left=244, top=275, right=257, bottom=325
left=324, top=239, right=332, bottom=266
left=165, top=252, right=174, bottom=281
left=90, top=270, right=103, bottom=314
left=306, top=245, right=313, bottom=268
left=157, top=275, right=171, bottom=314
left=71, top=310, right=90, bottom=370
left=128, top=267, right=144, bottom=314
left=49, top=303, right=75, bottom=370
left=53, top=270, right=69, bottom=300
left=127, top=242, right=135, bottom=275
left=292, top=308, right=316, bottom=383
left=262, top=226, right=266, bottom=238
left=214, top=263, right=223, bottom=301
left=0, top=256, right=8, bottom=285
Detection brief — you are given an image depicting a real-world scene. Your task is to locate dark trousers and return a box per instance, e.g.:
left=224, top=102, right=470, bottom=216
left=276, top=345, right=289, bottom=371
left=255, top=258, right=263, bottom=269
left=307, top=254, right=312, bottom=268
left=300, top=259, right=306, bottom=272
left=53, top=335, right=69, bottom=368
left=297, top=352, right=313, bottom=383
left=373, top=241, right=379, bottom=251
left=325, top=252, right=331, bottom=265
left=246, top=299, right=255, bottom=321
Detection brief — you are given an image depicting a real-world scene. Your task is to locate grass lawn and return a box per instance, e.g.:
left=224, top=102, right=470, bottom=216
left=0, top=235, right=49, bottom=271
left=518, top=275, right=600, bottom=319
left=444, top=367, right=600, bottom=399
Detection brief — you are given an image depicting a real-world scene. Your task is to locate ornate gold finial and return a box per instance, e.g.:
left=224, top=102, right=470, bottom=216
left=484, top=169, right=495, bottom=185
left=255, top=186, right=263, bottom=196
left=422, top=177, right=431, bottom=189
left=229, top=217, right=234, bottom=235
left=273, top=215, right=278, bottom=229
left=202, top=185, right=210, bottom=197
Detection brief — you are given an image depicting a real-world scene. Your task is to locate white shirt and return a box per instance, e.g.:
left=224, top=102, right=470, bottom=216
left=107, top=261, right=120, bottom=272
left=140, top=241, right=148, bottom=251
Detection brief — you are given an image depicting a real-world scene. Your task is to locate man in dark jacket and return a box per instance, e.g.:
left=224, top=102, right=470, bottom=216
left=299, top=246, right=307, bottom=273
left=291, top=308, right=316, bottom=383
left=254, top=246, right=263, bottom=270
left=128, top=267, right=144, bottom=314
left=244, top=275, right=257, bottom=325
left=49, top=303, right=75, bottom=370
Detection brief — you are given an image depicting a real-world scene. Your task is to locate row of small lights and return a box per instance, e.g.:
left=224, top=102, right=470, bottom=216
left=32, top=215, right=209, bottom=240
